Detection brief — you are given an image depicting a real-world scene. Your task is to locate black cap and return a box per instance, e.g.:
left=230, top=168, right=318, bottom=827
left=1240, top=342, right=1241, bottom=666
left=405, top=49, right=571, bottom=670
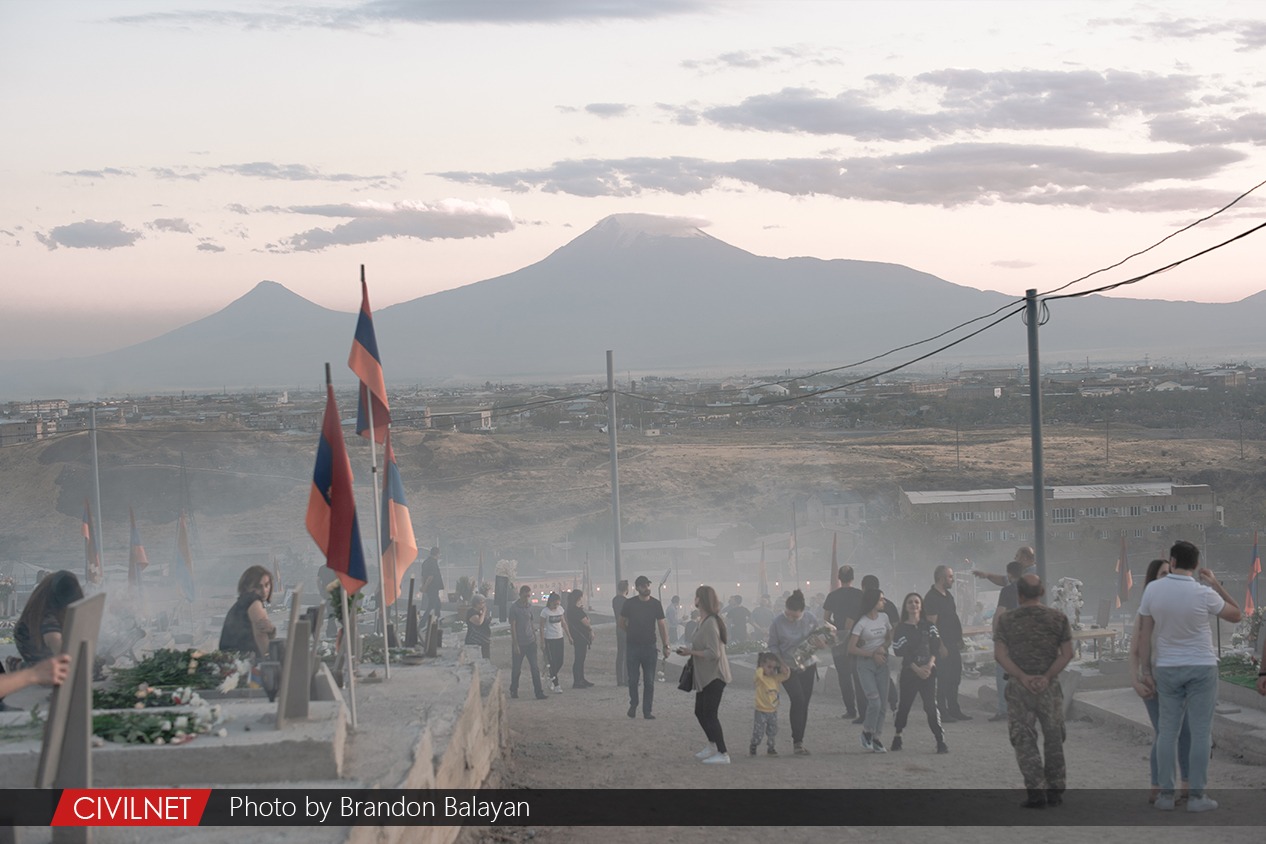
left=634, top=575, right=652, bottom=587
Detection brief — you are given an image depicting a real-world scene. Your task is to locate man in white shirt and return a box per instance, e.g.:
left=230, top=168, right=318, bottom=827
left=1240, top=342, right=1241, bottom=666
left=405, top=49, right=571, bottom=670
left=1137, top=540, right=1241, bottom=813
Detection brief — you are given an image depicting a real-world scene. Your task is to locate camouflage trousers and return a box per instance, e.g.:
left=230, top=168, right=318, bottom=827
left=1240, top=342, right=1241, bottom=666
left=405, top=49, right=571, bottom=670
left=1005, top=677, right=1066, bottom=792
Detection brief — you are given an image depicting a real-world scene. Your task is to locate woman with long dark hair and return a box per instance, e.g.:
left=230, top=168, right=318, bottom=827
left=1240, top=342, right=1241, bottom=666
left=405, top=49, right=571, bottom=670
left=219, top=565, right=276, bottom=659
left=15, top=571, right=83, bottom=666
left=890, top=592, right=947, bottom=754
left=566, top=589, right=594, bottom=688
left=766, top=589, right=826, bottom=755
left=1131, top=558, right=1192, bottom=803
left=677, top=584, right=732, bottom=764
left=538, top=592, right=570, bottom=693
left=848, top=587, right=893, bottom=752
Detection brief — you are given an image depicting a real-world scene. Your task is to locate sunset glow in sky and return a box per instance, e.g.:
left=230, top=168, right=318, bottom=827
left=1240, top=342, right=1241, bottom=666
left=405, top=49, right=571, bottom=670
left=2, top=0, right=1265, bottom=358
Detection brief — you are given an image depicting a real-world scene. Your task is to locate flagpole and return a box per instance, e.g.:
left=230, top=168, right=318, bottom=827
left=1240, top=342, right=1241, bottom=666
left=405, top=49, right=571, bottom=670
left=89, top=405, right=104, bottom=584
left=365, top=391, right=390, bottom=681
left=341, top=583, right=358, bottom=728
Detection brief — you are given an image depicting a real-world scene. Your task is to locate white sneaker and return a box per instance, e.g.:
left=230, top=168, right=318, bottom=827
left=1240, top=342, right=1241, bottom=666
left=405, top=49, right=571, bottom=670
left=701, top=752, right=730, bottom=764
left=552, top=683, right=562, bottom=694
left=694, top=743, right=717, bottom=760
left=1187, top=796, right=1218, bottom=813
left=1153, top=795, right=1176, bottom=811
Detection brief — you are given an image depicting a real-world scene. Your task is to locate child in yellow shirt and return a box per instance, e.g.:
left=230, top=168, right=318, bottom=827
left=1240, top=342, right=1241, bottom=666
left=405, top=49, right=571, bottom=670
left=751, top=652, right=791, bottom=755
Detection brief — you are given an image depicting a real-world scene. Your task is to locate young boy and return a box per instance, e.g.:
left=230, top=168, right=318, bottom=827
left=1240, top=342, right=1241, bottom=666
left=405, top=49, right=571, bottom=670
left=751, top=652, right=791, bottom=755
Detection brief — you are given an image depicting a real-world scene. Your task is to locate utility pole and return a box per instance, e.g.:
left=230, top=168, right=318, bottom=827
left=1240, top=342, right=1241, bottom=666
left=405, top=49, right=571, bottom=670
left=607, top=351, right=623, bottom=592
left=1025, top=290, right=1048, bottom=591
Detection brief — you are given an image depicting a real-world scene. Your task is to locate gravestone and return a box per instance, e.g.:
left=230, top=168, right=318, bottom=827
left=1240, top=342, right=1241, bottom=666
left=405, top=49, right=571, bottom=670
left=37, top=592, right=107, bottom=844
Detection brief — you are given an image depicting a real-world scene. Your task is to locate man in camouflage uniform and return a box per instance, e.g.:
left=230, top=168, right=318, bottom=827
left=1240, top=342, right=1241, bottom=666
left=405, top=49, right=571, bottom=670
left=994, top=574, right=1074, bottom=809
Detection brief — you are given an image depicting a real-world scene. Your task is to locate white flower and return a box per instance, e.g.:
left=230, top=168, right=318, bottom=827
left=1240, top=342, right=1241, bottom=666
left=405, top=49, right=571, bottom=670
left=218, top=673, right=239, bottom=693
left=175, top=716, right=189, bottom=730
left=153, top=737, right=165, bottom=746
left=217, top=728, right=228, bottom=738
left=135, top=684, right=150, bottom=698
left=160, top=720, right=172, bottom=732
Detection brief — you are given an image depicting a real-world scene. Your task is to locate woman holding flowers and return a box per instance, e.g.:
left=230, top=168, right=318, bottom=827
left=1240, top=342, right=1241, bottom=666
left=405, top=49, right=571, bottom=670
left=766, top=589, right=831, bottom=755
left=219, top=566, right=275, bottom=659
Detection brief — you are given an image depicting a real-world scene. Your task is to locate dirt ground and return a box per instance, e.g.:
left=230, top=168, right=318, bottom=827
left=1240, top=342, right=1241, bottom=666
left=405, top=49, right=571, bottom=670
left=468, top=620, right=1266, bottom=844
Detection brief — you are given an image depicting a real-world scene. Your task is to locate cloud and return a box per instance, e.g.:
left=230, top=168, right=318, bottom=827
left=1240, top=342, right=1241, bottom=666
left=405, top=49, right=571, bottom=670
left=111, top=0, right=707, bottom=29
left=1096, top=16, right=1266, bottom=51
left=681, top=45, right=840, bottom=72
left=35, top=220, right=143, bottom=251
left=992, top=259, right=1036, bottom=269
left=436, top=144, right=1245, bottom=210
left=584, top=102, right=632, bottom=118
left=148, top=218, right=193, bottom=233
left=1148, top=113, right=1266, bottom=145
left=213, top=162, right=396, bottom=182
left=196, top=240, right=226, bottom=252
left=58, top=167, right=133, bottom=178
left=267, top=198, right=514, bottom=252
left=697, top=70, right=1203, bottom=140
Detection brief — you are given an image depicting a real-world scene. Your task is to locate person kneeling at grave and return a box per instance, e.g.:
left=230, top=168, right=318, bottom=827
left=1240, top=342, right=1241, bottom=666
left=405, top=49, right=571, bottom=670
left=15, top=571, right=83, bottom=667
left=219, top=565, right=276, bottom=659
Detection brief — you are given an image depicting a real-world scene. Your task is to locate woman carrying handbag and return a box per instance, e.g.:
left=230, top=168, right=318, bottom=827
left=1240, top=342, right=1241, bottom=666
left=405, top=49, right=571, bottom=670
left=676, top=585, right=732, bottom=764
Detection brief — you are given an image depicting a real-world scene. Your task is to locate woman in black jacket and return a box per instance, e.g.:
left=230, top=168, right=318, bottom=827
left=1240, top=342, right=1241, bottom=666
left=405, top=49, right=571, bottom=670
left=891, top=592, right=947, bottom=754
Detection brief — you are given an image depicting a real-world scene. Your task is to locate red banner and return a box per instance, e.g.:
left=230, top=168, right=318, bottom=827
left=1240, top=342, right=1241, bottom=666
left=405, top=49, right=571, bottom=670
left=52, top=789, right=211, bottom=826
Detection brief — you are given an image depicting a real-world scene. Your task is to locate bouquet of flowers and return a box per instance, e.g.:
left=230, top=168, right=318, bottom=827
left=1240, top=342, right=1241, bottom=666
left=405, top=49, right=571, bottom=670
left=1052, top=577, right=1085, bottom=628
left=792, top=625, right=839, bottom=670
left=326, top=580, right=364, bottom=624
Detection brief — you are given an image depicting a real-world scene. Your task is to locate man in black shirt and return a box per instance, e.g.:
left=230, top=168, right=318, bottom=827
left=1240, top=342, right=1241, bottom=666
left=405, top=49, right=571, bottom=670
left=418, top=546, right=444, bottom=621
left=722, top=595, right=751, bottom=643
left=924, top=564, right=971, bottom=721
left=619, top=575, right=670, bottom=719
left=823, top=566, right=863, bottom=720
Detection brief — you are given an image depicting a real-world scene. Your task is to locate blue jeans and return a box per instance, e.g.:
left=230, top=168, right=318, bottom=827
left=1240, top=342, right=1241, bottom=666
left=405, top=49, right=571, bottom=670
left=857, top=657, right=891, bottom=737
left=627, top=642, right=659, bottom=715
left=1143, top=693, right=1191, bottom=788
left=1154, top=665, right=1217, bottom=796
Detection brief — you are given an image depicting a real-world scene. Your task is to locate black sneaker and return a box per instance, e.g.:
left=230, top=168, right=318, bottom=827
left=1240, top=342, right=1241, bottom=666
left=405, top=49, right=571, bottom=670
left=936, top=741, right=949, bottom=754
left=890, top=735, right=903, bottom=751
left=510, top=691, right=518, bottom=699
left=1046, top=790, right=1063, bottom=807
left=643, top=713, right=656, bottom=720
left=766, top=747, right=778, bottom=756
left=749, top=744, right=758, bottom=756
left=627, top=704, right=637, bottom=718
left=535, top=692, right=548, bottom=700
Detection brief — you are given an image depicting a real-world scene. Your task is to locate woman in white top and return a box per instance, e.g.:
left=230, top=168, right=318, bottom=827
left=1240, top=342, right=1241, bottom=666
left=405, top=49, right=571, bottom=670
left=1130, top=559, right=1191, bottom=803
left=539, top=592, right=570, bottom=693
left=849, top=587, right=893, bottom=752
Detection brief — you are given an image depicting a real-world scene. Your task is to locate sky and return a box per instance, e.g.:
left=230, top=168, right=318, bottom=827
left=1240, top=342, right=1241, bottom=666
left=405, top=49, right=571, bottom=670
left=2, top=0, right=1265, bottom=359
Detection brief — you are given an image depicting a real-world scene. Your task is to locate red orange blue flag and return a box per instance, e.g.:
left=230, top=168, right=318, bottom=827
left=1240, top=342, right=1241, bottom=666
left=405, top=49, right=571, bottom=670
left=1246, top=532, right=1260, bottom=615
left=175, top=509, right=195, bottom=602
left=82, top=499, right=102, bottom=585
left=348, top=274, right=390, bottom=444
left=380, top=431, right=418, bottom=606
left=306, top=383, right=368, bottom=594
left=128, top=507, right=149, bottom=590
left=1115, top=534, right=1132, bottom=609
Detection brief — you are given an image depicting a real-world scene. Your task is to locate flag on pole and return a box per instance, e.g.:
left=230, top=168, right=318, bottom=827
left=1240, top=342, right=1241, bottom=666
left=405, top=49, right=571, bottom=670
left=829, top=532, right=839, bottom=591
left=174, top=509, right=195, bottom=602
left=128, top=507, right=149, bottom=591
left=348, top=274, right=390, bottom=444
left=307, top=382, right=369, bottom=594
left=1246, top=531, right=1260, bottom=615
left=758, top=542, right=769, bottom=598
left=82, top=499, right=102, bottom=585
left=379, top=431, right=418, bottom=606
left=1115, top=534, right=1132, bottom=609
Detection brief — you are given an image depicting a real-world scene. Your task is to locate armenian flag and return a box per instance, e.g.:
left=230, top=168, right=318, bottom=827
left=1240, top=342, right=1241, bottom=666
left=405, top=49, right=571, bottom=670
left=306, top=382, right=368, bottom=594
left=380, top=431, right=417, bottom=606
left=348, top=272, right=390, bottom=444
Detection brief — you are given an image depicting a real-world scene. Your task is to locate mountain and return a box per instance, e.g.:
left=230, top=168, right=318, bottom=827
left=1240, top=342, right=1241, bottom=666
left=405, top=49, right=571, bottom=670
left=3, top=214, right=1266, bottom=397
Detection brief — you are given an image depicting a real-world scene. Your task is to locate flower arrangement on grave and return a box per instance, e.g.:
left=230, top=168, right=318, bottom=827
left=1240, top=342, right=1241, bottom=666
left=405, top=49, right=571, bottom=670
left=791, top=626, right=839, bottom=670
left=109, top=648, right=244, bottom=691
left=1230, top=606, right=1265, bottom=652
left=92, top=704, right=225, bottom=746
left=495, top=559, right=517, bottom=580
left=1052, top=578, right=1085, bottom=629
left=326, top=580, right=364, bottom=624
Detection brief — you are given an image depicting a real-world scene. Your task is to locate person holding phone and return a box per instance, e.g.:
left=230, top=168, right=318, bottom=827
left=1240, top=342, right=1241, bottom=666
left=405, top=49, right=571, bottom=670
left=1137, top=540, right=1242, bottom=813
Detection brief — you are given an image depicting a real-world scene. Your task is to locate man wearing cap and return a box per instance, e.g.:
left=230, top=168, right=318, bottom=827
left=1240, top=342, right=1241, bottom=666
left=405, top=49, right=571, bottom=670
left=418, top=546, right=444, bottom=622
left=620, top=575, right=670, bottom=719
